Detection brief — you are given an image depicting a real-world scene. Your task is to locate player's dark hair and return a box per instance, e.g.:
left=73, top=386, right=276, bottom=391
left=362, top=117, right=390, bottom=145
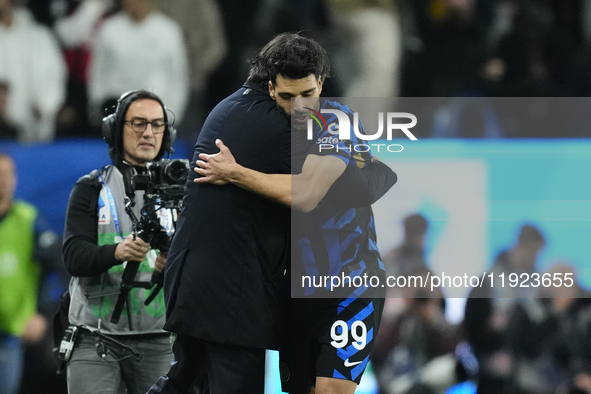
left=248, top=32, right=330, bottom=86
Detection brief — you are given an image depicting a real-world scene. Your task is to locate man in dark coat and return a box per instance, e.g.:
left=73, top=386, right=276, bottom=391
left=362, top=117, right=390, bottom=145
left=148, top=33, right=396, bottom=394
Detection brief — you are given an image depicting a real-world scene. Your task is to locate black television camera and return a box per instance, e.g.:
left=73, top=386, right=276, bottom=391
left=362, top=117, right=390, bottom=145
left=127, top=159, right=190, bottom=197
left=88, top=159, right=189, bottom=330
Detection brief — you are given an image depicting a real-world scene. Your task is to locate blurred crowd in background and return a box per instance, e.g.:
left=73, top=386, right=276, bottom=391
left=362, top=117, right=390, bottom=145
left=374, top=216, right=591, bottom=394
left=3, top=0, right=591, bottom=394
left=2, top=0, right=591, bottom=145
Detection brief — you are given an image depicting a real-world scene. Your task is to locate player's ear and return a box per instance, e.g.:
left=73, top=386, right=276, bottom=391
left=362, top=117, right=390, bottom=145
left=317, top=77, right=323, bottom=95
left=268, top=81, right=276, bottom=100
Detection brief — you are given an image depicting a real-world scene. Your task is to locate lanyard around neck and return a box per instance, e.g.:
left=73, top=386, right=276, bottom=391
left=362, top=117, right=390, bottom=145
left=98, top=174, right=122, bottom=238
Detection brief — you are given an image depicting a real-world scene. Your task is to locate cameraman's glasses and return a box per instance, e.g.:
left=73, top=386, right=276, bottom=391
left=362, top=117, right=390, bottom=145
left=125, top=117, right=166, bottom=134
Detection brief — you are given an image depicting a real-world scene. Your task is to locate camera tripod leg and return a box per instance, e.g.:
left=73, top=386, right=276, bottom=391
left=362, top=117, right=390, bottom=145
left=126, top=293, right=134, bottom=331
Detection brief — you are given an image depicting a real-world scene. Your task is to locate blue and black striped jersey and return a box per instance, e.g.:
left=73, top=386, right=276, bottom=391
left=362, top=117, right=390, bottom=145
left=291, top=99, right=386, bottom=298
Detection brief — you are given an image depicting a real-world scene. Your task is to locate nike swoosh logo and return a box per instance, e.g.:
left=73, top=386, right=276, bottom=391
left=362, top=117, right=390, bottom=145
left=344, top=359, right=363, bottom=367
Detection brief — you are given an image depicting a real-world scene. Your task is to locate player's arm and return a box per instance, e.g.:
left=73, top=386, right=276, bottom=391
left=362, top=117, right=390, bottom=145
left=194, top=139, right=345, bottom=212
left=324, top=159, right=397, bottom=208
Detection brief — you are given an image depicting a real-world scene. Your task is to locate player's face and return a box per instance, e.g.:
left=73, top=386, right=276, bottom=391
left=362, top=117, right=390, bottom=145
left=0, top=156, right=16, bottom=206
left=269, top=74, right=322, bottom=130
left=122, top=99, right=165, bottom=166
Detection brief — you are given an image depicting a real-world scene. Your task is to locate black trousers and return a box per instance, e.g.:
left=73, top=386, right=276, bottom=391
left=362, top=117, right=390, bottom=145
left=146, top=334, right=266, bottom=394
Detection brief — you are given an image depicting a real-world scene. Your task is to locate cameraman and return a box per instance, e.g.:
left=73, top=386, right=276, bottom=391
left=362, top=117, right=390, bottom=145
left=62, top=90, right=175, bottom=394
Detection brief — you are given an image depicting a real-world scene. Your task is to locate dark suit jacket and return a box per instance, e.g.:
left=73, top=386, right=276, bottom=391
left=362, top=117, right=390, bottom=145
left=163, top=81, right=291, bottom=349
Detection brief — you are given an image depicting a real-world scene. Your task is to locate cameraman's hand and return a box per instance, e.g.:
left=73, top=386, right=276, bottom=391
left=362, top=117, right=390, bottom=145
left=194, top=139, right=238, bottom=185
left=154, top=254, right=167, bottom=273
left=114, top=234, right=150, bottom=262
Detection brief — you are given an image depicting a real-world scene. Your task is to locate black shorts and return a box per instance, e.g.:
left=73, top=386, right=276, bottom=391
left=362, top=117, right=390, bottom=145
left=279, top=297, right=385, bottom=393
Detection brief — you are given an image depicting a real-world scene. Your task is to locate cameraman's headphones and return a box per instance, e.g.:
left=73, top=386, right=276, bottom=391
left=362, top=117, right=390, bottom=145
left=102, top=91, right=177, bottom=159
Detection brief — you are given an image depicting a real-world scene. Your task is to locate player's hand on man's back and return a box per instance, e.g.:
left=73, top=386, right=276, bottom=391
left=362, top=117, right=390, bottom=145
left=194, top=139, right=236, bottom=185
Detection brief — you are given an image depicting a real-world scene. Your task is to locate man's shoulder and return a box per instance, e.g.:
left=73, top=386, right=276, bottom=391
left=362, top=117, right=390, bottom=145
left=99, top=12, right=127, bottom=29
left=12, top=200, right=38, bottom=219
left=147, top=11, right=184, bottom=36
left=210, top=85, right=286, bottom=125
left=321, top=99, right=354, bottom=116
left=95, top=13, right=129, bottom=41
left=315, top=99, right=355, bottom=137
left=13, top=9, right=57, bottom=47
left=75, top=166, right=110, bottom=188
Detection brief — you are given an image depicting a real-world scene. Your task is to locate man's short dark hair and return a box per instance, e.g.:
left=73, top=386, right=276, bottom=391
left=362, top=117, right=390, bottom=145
left=248, top=32, right=330, bottom=86
left=404, top=213, right=428, bottom=239
left=518, top=224, right=545, bottom=246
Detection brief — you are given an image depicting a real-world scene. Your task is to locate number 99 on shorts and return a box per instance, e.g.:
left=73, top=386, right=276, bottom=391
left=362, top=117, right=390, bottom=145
left=330, top=320, right=368, bottom=350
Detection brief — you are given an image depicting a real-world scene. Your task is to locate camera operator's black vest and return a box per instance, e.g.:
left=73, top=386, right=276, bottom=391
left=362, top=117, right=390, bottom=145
left=68, top=165, right=170, bottom=334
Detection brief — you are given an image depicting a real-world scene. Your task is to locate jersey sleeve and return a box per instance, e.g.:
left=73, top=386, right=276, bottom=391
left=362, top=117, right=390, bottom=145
left=307, top=100, right=374, bottom=167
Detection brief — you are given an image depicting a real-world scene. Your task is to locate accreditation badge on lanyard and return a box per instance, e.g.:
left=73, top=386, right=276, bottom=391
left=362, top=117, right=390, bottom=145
left=98, top=174, right=124, bottom=243
left=156, top=205, right=174, bottom=236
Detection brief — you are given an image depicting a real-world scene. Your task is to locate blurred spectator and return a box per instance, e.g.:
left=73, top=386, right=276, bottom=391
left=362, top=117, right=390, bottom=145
left=382, top=213, right=430, bottom=280
left=431, top=97, right=503, bottom=138
left=400, top=0, right=493, bottom=97
left=378, top=213, right=432, bottom=343
left=0, top=81, right=19, bottom=139
left=203, top=0, right=261, bottom=113
left=54, top=0, right=112, bottom=47
left=465, top=224, right=546, bottom=394
left=547, top=0, right=584, bottom=48
left=25, top=0, right=69, bottom=27
left=0, top=152, right=67, bottom=394
left=506, top=262, right=591, bottom=394
left=326, top=0, right=402, bottom=97
left=88, top=0, right=189, bottom=125
left=375, top=213, right=460, bottom=394
left=254, top=0, right=330, bottom=42
left=379, top=213, right=442, bottom=316
left=584, top=0, right=591, bottom=43
left=154, top=0, right=226, bottom=143
left=0, top=0, right=66, bottom=142
left=375, top=297, right=462, bottom=394
left=252, top=0, right=342, bottom=96
left=491, top=224, right=545, bottom=289
left=375, top=213, right=430, bottom=373
left=52, top=0, right=114, bottom=138
left=478, top=0, right=576, bottom=97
